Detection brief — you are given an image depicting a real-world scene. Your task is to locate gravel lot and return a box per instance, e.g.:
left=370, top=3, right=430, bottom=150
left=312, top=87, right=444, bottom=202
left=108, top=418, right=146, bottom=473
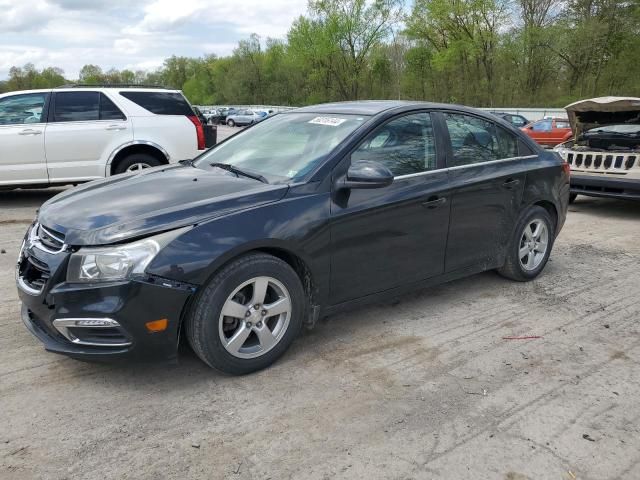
left=1, top=187, right=639, bottom=479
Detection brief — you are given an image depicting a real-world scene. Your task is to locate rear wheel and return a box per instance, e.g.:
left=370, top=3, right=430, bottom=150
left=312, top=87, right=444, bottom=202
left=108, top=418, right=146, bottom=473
left=498, top=206, right=555, bottom=282
left=114, top=153, right=162, bottom=175
left=185, top=253, right=305, bottom=375
left=569, top=193, right=578, bottom=203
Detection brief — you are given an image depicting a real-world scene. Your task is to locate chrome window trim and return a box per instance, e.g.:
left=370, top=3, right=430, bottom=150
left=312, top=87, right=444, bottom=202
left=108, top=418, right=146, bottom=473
left=52, top=318, right=132, bottom=347
left=393, top=154, right=537, bottom=180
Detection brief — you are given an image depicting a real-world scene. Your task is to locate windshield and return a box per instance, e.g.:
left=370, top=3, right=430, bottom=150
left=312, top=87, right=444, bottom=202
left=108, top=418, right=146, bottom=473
left=195, top=112, right=369, bottom=182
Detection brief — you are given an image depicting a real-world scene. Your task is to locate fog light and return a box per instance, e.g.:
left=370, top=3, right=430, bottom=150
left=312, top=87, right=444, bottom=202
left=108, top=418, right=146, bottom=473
left=145, top=318, right=168, bottom=332
left=75, top=319, right=115, bottom=327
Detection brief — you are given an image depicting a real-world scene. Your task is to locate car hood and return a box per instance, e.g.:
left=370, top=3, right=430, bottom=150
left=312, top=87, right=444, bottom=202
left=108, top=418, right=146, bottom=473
left=565, top=96, right=640, bottom=136
left=38, top=165, right=288, bottom=246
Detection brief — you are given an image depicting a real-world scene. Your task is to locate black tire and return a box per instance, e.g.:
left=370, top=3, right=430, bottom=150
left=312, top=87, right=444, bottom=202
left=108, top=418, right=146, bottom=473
left=227, top=119, right=235, bottom=127
left=113, top=153, right=162, bottom=175
left=569, top=193, right=578, bottom=204
left=498, top=206, right=555, bottom=282
left=185, top=253, right=306, bottom=375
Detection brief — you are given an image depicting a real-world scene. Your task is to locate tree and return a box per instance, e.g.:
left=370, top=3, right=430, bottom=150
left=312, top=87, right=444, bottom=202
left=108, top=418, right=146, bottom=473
left=289, top=0, right=403, bottom=101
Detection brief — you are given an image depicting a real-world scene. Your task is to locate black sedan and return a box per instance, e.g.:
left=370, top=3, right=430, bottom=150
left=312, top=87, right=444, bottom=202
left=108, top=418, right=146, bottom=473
left=16, top=101, right=570, bottom=374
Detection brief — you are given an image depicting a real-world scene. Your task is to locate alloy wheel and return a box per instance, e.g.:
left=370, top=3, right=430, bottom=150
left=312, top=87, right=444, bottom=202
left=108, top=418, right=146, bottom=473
left=218, top=276, right=292, bottom=359
left=126, top=162, right=152, bottom=172
left=519, top=219, right=549, bottom=271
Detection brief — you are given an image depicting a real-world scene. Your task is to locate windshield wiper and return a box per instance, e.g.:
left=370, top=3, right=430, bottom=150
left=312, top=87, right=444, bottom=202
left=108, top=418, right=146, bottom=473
left=210, top=163, right=268, bottom=184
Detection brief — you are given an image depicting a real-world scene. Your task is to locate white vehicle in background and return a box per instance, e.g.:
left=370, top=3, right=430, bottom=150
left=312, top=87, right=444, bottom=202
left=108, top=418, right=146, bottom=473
left=0, top=85, right=206, bottom=188
left=554, top=96, right=640, bottom=202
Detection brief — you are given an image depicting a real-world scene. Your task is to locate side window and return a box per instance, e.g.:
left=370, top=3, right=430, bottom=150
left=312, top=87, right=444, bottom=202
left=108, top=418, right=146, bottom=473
left=0, top=93, right=48, bottom=125
left=444, top=113, right=518, bottom=167
left=54, top=92, right=99, bottom=122
left=99, top=93, right=126, bottom=120
left=351, top=113, right=436, bottom=177
left=511, top=116, right=526, bottom=127
left=555, top=120, right=570, bottom=129
left=531, top=120, right=552, bottom=132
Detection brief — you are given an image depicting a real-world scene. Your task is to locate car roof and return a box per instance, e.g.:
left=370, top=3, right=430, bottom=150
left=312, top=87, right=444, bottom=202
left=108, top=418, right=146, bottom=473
left=0, top=87, right=181, bottom=98
left=292, top=100, right=477, bottom=116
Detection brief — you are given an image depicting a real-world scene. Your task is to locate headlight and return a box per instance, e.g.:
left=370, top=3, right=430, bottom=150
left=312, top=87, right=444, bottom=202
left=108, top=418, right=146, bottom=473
left=66, top=227, right=189, bottom=283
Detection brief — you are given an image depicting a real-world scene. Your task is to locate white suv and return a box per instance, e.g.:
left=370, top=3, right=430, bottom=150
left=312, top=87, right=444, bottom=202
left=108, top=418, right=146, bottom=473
left=0, top=86, right=206, bottom=187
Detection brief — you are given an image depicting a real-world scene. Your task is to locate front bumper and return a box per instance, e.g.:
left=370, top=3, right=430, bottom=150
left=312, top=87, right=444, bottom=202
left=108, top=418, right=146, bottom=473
left=19, top=275, right=194, bottom=363
left=571, top=173, right=640, bottom=201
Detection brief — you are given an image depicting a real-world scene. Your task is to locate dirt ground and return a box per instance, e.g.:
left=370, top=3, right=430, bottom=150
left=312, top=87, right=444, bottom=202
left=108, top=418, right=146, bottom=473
left=1, top=189, right=639, bottom=480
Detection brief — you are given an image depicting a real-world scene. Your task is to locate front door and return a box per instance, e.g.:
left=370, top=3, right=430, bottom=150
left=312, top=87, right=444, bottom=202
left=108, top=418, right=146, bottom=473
left=441, top=112, right=528, bottom=272
left=0, top=92, right=49, bottom=186
left=330, top=112, right=450, bottom=305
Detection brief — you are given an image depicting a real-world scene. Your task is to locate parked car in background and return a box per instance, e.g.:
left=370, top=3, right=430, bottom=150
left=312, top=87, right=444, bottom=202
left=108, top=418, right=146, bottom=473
left=203, top=109, right=225, bottom=125
left=521, top=118, right=572, bottom=147
left=226, top=109, right=265, bottom=127
left=16, top=101, right=569, bottom=374
left=0, top=85, right=206, bottom=188
left=489, top=112, right=530, bottom=128
left=554, top=96, right=640, bottom=202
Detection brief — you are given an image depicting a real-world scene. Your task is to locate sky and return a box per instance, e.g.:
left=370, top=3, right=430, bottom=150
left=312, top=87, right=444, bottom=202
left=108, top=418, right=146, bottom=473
left=0, top=0, right=309, bottom=79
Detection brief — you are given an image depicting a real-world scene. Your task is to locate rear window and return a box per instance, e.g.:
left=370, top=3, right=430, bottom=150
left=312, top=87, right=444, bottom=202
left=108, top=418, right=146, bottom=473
left=119, top=91, right=193, bottom=115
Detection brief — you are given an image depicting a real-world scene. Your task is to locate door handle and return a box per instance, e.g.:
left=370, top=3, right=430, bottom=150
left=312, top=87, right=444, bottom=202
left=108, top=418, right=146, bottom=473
left=502, top=178, right=520, bottom=189
left=18, top=129, right=42, bottom=136
left=105, top=125, right=127, bottom=131
left=421, top=196, right=447, bottom=209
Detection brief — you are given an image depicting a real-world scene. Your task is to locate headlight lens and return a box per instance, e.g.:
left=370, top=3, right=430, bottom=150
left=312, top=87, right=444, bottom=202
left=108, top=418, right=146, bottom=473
left=66, top=227, right=189, bottom=283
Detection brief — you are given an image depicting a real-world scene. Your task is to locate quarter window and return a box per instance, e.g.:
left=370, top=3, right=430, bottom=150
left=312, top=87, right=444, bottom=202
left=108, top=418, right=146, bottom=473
left=0, top=93, right=48, bottom=125
left=119, top=91, right=193, bottom=115
left=351, top=112, right=436, bottom=176
left=444, top=113, right=518, bottom=166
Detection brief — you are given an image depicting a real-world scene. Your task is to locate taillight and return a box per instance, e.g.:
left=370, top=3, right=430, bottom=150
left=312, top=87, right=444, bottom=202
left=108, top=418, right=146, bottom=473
left=562, top=161, right=571, bottom=176
left=187, top=115, right=205, bottom=150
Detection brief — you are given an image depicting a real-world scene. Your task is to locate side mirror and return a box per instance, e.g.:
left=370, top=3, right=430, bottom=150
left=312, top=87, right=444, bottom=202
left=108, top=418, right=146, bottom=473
left=341, top=160, right=394, bottom=190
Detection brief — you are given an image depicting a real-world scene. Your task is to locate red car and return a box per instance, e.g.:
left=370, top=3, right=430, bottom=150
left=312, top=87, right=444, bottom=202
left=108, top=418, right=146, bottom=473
left=521, top=118, right=572, bottom=147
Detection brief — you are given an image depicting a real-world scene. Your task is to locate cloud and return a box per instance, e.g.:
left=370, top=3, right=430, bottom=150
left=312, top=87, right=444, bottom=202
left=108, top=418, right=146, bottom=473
left=0, top=0, right=308, bottom=79
left=0, top=0, right=53, bottom=33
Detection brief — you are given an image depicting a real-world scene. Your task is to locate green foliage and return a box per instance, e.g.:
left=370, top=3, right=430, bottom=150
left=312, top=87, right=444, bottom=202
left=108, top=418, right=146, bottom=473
left=1, top=0, right=639, bottom=107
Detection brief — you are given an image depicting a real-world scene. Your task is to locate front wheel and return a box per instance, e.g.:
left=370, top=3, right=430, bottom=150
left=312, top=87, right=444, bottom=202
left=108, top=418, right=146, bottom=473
left=227, top=119, right=235, bottom=127
left=569, top=193, right=578, bottom=204
left=498, top=206, right=555, bottom=282
left=185, top=253, right=306, bottom=375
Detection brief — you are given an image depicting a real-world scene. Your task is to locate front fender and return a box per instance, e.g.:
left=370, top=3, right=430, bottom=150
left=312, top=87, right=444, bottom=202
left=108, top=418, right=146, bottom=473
left=146, top=192, right=332, bottom=302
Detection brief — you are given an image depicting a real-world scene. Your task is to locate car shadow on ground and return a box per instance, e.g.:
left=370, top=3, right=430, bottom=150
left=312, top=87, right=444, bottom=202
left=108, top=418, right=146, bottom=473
left=569, top=196, right=640, bottom=219
left=0, top=188, right=67, bottom=211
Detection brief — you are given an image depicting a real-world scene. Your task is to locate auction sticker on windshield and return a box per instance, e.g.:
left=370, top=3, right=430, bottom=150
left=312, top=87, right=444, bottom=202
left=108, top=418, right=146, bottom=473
left=308, top=117, right=347, bottom=127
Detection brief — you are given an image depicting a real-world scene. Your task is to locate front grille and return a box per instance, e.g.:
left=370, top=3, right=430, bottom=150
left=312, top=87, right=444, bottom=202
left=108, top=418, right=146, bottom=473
left=36, top=224, right=66, bottom=252
left=567, top=151, right=638, bottom=174
left=18, top=255, right=51, bottom=294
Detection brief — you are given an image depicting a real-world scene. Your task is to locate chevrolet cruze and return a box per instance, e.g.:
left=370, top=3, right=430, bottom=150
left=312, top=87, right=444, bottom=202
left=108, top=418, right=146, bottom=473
left=16, top=101, right=570, bottom=374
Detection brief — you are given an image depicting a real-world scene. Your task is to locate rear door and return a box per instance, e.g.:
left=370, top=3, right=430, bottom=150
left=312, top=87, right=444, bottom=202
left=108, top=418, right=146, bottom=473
left=442, top=111, right=528, bottom=272
left=0, top=92, right=49, bottom=186
left=329, top=111, right=450, bottom=304
left=45, top=91, right=132, bottom=182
